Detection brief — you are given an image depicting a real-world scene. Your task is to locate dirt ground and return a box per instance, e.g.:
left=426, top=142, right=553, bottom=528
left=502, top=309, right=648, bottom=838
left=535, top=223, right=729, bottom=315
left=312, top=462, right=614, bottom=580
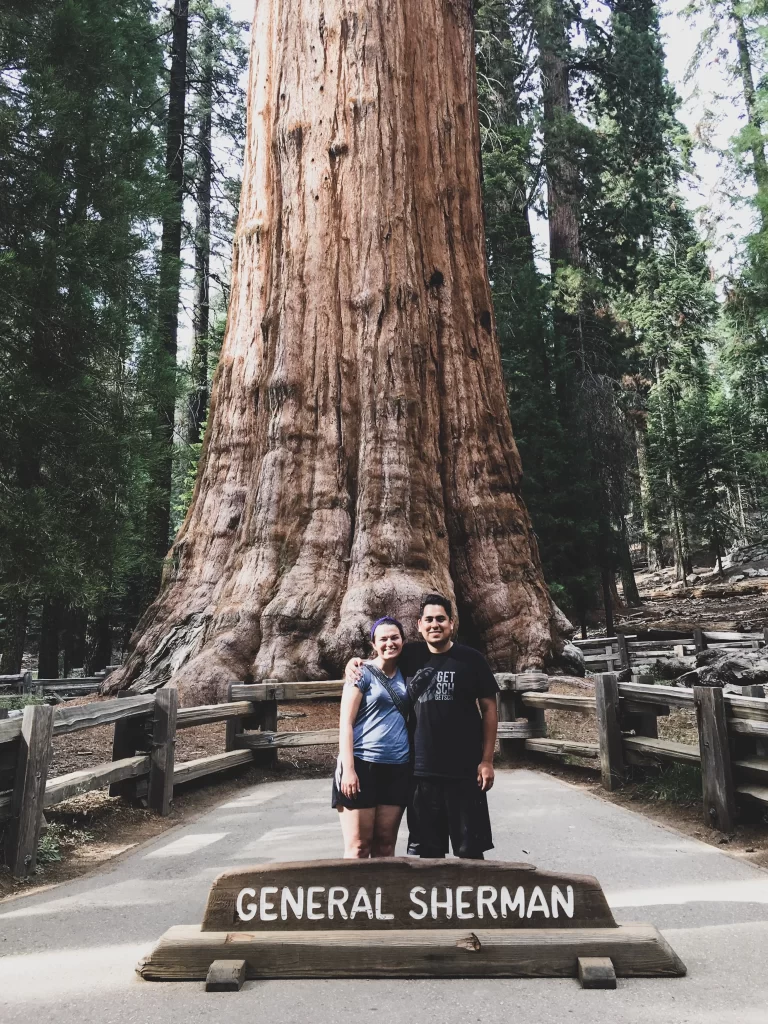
left=2, top=682, right=767, bottom=903
left=613, top=563, right=768, bottom=634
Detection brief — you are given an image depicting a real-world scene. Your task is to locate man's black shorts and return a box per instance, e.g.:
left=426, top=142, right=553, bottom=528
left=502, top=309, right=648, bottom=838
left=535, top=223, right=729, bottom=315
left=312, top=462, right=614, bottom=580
left=332, top=757, right=411, bottom=810
left=407, top=776, right=493, bottom=858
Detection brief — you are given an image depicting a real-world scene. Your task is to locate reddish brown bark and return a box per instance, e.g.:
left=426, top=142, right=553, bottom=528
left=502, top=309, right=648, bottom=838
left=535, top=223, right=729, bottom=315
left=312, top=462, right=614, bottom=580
left=107, top=0, right=560, bottom=705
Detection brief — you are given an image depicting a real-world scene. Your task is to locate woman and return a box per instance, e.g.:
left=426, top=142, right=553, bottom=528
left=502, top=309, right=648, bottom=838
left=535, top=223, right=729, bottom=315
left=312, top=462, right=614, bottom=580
left=332, top=616, right=411, bottom=858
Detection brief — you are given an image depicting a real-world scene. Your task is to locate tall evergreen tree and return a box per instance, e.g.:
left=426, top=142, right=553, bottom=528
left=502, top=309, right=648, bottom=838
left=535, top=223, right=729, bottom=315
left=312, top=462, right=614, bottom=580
left=0, top=0, right=165, bottom=672
left=184, top=0, right=247, bottom=448
left=146, top=0, right=190, bottom=579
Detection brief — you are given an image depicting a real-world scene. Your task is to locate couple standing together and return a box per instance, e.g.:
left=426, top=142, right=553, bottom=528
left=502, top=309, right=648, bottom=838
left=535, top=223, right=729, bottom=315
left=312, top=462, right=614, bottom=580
left=332, top=594, right=499, bottom=860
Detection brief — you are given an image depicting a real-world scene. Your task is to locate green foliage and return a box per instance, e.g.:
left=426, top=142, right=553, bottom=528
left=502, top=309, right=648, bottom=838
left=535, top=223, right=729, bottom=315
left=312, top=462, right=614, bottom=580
left=476, top=0, right=767, bottom=611
left=476, top=0, right=602, bottom=620
left=0, top=695, right=47, bottom=711
left=0, top=0, right=168, bottom=659
left=36, top=822, right=95, bottom=867
left=36, top=829, right=63, bottom=865
left=0, top=0, right=247, bottom=672
left=631, top=763, right=703, bottom=806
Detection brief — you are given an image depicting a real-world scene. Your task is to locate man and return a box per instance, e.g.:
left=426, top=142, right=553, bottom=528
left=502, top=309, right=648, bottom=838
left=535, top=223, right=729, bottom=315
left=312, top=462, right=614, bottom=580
left=347, top=594, right=499, bottom=860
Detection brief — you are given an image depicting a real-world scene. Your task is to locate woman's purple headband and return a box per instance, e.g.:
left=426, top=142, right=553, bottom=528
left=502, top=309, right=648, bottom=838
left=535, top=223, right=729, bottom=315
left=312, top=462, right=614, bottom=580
left=370, top=616, right=405, bottom=641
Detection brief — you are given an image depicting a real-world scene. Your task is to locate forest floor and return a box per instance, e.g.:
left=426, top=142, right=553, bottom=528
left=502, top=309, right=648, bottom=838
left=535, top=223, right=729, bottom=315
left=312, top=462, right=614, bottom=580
left=613, top=559, right=768, bottom=633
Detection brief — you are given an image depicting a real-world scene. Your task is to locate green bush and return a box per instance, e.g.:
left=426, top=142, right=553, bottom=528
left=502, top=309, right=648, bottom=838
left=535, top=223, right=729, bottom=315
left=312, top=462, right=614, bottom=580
left=36, top=827, right=63, bottom=865
left=632, top=763, right=702, bottom=805
left=0, top=695, right=48, bottom=711
left=36, top=823, right=95, bottom=869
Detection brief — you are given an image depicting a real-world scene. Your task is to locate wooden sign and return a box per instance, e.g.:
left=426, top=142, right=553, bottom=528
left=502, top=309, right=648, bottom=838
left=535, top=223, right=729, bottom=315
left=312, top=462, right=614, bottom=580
left=138, top=858, right=686, bottom=984
left=201, top=858, right=614, bottom=931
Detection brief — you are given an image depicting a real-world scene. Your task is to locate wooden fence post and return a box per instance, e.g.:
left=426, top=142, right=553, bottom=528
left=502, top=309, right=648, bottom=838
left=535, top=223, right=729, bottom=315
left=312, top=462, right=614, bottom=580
left=255, top=681, right=278, bottom=768
left=497, top=676, right=523, bottom=762
left=148, top=687, right=178, bottom=816
left=237, top=680, right=279, bottom=767
left=497, top=675, right=547, bottom=762
left=225, top=682, right=242, bottom=752
left=737, top=684, right=767, bottom=761
left=617, top=634, right=630, bottom=673
left=693, top=685, right=736, bottom=832
left=109, top=691, right=148, bottom=802
left=517, top=673, right=548, bottom=740
left=595, top=673, right=624, bottom=791
left=5, top=703, right=54, bottom=876
left=694, top=628, right=706, bottom=654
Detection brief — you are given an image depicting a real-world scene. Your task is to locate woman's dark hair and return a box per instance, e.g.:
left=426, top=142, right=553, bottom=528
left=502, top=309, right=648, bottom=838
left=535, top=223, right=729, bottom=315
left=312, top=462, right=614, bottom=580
left=419, top=593, right=452, bottom=618
left=370, top=616, right=405, bottom=642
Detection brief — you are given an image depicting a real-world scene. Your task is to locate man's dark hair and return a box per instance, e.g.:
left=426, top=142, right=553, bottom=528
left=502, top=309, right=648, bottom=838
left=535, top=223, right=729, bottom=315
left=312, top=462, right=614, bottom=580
left=419, top=593, right=453, bottom=619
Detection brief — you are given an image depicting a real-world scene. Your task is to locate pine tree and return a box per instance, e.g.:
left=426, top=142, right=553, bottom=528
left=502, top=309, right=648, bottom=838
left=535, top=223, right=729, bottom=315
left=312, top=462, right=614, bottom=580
left=0, top=0, right=165, bottom=673
left=184, top=0, right=247, bottom=447
left=145, top=0, right=190, bottom=578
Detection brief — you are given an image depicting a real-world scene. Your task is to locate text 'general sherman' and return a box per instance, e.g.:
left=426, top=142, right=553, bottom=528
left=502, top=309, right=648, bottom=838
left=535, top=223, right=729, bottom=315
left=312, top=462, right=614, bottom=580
left=235, top=884, right=575, bottom=924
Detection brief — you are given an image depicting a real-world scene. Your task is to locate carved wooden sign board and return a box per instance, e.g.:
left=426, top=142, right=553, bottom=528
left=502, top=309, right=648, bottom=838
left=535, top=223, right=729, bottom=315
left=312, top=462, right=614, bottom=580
left=138, top=858, right=686, bottom=983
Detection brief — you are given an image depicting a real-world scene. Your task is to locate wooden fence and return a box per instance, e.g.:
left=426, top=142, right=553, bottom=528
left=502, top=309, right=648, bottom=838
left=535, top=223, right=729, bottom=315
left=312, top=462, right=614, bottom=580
left=500, top=673, right=768, bottom=833
left=2, top=670, right=767, bottom=878
left=573, top=629, right=768, bottom=674
left=0, top=668, right=120, bottom=699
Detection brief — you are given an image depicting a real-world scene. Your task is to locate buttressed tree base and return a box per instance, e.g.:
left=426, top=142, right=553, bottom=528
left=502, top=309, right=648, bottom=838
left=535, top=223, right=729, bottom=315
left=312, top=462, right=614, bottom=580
left=108, top=0, right=561, bottom=705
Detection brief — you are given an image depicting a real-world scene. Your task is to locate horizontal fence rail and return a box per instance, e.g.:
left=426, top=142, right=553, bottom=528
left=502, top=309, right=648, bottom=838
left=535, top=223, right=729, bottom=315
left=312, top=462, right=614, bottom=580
left=0, top=667, right=121, bottom=700
left=2, top=663, right=768, bottom=877
left=572, top=627, right=768, bottom=673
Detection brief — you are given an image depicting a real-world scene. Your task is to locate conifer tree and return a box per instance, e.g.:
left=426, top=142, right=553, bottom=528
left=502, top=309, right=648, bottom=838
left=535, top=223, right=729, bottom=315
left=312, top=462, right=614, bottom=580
left=0, top=0, right=165, bottom=672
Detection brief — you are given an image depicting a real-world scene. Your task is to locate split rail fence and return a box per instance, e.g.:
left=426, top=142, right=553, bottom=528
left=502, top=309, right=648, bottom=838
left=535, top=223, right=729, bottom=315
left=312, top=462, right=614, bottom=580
left=0, top=668, right=120, bottom=699
left=2, top=671, right=767, bottom=878
left=574, top=629, right=768, bottom=674
left=498, top=673, right=768, bottom=832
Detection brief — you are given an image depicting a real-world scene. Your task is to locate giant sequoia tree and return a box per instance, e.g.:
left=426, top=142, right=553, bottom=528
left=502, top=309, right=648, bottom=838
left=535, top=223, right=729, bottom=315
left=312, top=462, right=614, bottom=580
left=107, top=0, right=560, bottom=703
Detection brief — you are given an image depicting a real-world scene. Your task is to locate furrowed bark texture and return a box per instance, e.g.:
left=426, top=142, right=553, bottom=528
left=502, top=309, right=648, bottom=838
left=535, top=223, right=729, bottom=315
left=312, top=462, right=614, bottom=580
left=107, top=0, right=559, bottom=705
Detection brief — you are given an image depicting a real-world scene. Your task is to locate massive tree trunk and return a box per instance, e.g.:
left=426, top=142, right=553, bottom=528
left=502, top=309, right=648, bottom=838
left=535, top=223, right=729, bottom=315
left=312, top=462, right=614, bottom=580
left=106, top=0, right=559, bottom=705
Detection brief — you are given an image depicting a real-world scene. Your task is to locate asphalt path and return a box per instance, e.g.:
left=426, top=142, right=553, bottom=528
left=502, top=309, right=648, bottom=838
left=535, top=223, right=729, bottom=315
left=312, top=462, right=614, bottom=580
left=1, top=768, right=767, bottom=1024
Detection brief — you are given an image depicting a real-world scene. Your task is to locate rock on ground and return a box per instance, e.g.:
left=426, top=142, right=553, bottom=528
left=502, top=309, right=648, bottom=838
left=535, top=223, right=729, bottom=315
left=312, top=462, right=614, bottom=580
left=677, top=648, right=768, bottom=688
left=551, top=641, right=586, bottom=677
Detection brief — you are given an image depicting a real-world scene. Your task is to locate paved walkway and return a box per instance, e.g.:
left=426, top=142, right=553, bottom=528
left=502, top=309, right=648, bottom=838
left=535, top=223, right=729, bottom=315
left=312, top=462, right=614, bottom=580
left=1, top=769, right=767, bottom=1024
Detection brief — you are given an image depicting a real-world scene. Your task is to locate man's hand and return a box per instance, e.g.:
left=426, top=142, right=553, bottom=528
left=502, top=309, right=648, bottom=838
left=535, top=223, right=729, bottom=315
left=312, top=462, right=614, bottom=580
left=477, top=760, right=495, bottom=792
left=344, top=657, right=364, bottom=685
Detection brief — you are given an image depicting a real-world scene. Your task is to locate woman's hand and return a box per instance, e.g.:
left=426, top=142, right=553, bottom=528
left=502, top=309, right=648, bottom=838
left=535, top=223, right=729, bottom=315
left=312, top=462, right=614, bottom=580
left=341, top=766, right=360, bottom=798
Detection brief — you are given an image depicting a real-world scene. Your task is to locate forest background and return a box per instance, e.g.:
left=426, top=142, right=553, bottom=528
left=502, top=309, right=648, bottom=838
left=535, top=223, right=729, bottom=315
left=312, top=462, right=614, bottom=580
left=1, top=0, right=767, bottom=677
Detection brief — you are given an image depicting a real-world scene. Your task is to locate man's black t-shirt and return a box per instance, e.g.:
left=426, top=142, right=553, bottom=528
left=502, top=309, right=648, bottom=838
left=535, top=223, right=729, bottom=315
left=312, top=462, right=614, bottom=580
left=399, top=641, right=499, bottom=780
